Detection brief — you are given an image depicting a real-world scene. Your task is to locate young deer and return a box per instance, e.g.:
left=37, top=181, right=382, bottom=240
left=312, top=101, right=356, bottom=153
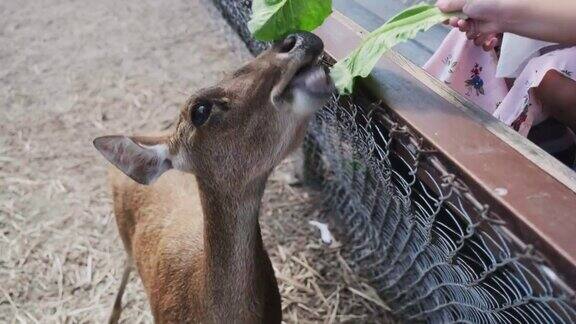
left=93, top=32, right=333, bottom=323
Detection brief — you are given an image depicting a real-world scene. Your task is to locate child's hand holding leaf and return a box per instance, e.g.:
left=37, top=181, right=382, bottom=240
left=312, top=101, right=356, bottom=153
left=249, top=1, right=463, bottom=95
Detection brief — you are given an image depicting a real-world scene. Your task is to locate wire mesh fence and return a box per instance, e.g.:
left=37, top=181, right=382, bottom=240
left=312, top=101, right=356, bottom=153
left=304, top=96, right=576, bottom=323
left=212, top=0, right=576, bottom=322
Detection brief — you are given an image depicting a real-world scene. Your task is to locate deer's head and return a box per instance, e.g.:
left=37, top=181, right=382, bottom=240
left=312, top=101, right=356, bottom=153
left=94, top=32, right=333, bottom=188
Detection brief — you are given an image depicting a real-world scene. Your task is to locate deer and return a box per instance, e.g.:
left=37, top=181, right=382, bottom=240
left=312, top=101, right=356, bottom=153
left=93, top=32, right=333, bottom=323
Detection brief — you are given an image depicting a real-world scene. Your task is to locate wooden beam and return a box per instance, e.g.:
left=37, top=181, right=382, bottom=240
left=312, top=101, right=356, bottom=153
left=316, top=10, right=576, bottom=288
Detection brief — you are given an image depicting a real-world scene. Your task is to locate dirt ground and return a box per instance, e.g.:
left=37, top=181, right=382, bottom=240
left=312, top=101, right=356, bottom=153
left=0, top=0, right=390, bottom=322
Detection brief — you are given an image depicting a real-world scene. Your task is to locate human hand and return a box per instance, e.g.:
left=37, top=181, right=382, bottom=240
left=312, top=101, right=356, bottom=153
left=437, top=0, right=505, bottom=51
left=438, top=0, right=576, bottom=46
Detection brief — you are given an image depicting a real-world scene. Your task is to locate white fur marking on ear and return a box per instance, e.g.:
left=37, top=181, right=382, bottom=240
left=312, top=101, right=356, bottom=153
left=94, top=136, right=172, bottom=185
left=141, top=143, right=169, bottom=161
left=136, top=143, right=172, bottom=184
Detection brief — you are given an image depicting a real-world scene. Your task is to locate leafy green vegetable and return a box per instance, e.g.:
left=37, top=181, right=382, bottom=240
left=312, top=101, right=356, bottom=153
left=331, top=3, right=464, bottom=95
left=248, top=0, right=332, bottom=41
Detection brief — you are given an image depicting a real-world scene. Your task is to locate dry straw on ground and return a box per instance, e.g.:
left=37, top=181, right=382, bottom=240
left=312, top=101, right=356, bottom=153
left=262, top=159, right=393, bottom=323
left=0, top=0, right=391, bottom=322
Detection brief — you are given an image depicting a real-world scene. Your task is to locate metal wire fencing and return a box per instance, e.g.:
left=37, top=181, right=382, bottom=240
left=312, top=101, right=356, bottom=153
left=212, top=0, right=576, bottom=322
left=304, top=96, right=576, bottom=323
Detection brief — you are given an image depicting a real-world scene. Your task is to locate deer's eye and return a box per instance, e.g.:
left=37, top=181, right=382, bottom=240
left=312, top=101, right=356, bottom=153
left=191, top=103, right=212, bottom=127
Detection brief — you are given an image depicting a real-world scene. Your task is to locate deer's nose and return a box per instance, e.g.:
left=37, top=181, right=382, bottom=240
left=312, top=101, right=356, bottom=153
left=276, top=32, right=324, bottom=57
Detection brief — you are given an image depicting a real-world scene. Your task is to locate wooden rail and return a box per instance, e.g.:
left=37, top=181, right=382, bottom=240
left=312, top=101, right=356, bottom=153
left=315, top=10, right=576, bottom=289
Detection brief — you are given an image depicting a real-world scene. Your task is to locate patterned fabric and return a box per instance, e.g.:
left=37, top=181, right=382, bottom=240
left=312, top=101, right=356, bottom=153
left=424, top=29, right=508, bottom=115
left=494, top=47, right=576, bottom=136
left=496, top=33, right=556, bottom=78
left=424, top=28, right=576, bottom=136
left=424, top=29, right=576, bottom=169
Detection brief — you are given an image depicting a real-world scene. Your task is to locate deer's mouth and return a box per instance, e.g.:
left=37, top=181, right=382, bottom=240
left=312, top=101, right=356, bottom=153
left=270, top=33, right=333, bottom=106
left=289, top=62, right=334, bottom=97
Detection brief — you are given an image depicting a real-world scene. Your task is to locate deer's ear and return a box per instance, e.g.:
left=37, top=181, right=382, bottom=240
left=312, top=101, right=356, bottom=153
left=93, top=135, right=173, bottom=185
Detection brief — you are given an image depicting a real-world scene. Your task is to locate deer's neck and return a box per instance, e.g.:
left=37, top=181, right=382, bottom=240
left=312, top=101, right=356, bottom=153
left=197, top=175, right=278, bottom=322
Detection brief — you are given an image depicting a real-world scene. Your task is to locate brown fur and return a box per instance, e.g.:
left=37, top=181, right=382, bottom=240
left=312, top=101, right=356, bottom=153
left=97, top=33, right=329, bottom=323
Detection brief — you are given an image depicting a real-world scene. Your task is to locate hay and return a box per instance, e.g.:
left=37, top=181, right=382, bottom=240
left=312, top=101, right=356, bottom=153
left=263, top=157, right=394, bottom=323
left=0, top=0, right=392, bottom=322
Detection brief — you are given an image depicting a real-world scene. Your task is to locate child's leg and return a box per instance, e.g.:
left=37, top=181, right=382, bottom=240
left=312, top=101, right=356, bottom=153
left=535, top=70, right=576, bottom=134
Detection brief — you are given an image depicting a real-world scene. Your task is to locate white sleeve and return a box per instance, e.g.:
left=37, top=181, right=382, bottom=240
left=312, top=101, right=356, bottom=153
left=496, top=33, right=556, bottom=78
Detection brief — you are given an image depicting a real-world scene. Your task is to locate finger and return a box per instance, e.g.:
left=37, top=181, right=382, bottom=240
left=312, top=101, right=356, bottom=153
left=475, top=21, right=501, bottom=35
left=474, top=33, right=489, bottom=47
left=448, top=17, right=460, bottom=27
left=437, top=0, right=467, bottom=13
left=458, top=19, right=470, bottom=32
left=465, top=19, right=483, bottom=39
left=482, top=38, right=496, bottom=51
left=492, top=34, right=502, bottom=47
left=466, top=28, right=481, bottom=40
left=484, top=35, right=502, bottom=51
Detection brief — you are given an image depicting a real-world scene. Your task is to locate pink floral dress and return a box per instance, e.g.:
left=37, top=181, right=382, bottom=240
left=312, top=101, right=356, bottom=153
left=424, top=29, right=576, bottom=136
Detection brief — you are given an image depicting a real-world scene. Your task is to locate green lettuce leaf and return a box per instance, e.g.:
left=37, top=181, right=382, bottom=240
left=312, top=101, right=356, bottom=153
left=248, top=0, right=332, bottom=41
left=331, top=3, right=464, bottom=95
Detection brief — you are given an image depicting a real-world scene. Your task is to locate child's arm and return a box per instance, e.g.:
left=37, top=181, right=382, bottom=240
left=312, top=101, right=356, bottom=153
left=438, top=0, right=576, bottom=45
left=536, top=71, right=576, bottom=135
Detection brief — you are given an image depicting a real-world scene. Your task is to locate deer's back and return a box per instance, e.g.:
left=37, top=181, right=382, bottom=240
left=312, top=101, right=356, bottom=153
left=109, top=167, right=207, bottom=322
